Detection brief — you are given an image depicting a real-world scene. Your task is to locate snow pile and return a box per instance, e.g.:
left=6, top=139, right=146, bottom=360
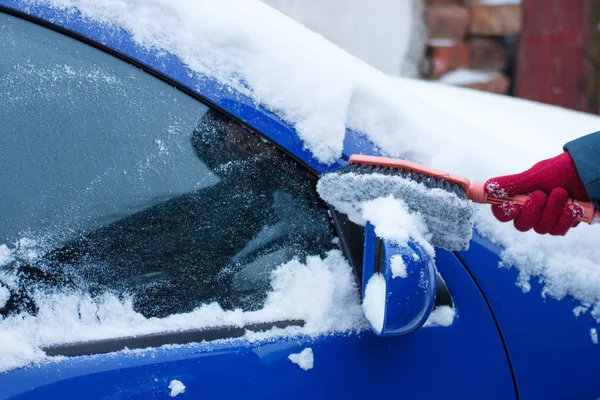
left=168, top=380, right=186, bottom=397
left=317, top=173, right=473, bottom=251
left=288, top=347, right=314, bottom=370
left=437, top=68, right=493, bottom=86
left=362, top=274, right=386, bottom=333
left=423, top=305, right=456, bottom=328
left=475, top=210, right=600, bottom=321
left=390, top=255, right=407, bottom=279
left=0, top=250, right=366, bottom=373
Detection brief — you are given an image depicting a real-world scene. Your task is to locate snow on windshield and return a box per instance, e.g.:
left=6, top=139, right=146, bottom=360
left=7, top=0, right=600, bottom=365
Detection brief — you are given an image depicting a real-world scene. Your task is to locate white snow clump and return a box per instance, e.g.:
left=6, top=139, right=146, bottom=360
left=423, top=305, right=456, bottom=328
left=168, top=379, right=186, bottom=397
left=362, top=273, right=386, bottom=333
left=288, top=347, right=314, bottom=371
left=390, top=255, right=408, bottom=279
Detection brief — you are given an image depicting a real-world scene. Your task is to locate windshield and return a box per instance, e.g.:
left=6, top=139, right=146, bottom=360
left=0, top=12, right=336, bottom=319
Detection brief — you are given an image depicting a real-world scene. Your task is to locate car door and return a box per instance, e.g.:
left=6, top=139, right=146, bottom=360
left=0, top=8, right=516, bottom=399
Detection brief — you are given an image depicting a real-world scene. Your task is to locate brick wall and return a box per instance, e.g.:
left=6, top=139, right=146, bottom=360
left=423, top=0, right=522, bottom=95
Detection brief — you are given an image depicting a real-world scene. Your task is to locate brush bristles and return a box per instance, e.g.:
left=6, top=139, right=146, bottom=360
left=346, top=162, right=467, bottom=199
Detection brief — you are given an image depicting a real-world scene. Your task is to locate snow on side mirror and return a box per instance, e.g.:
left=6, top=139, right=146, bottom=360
left=361, top=222, right=437, bottom=337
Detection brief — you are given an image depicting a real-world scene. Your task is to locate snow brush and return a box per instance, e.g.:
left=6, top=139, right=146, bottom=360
left=317, top=155, right=599, bottom=252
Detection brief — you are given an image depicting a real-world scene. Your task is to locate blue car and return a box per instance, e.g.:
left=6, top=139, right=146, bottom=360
left=0, top=2, right=598, bottom=399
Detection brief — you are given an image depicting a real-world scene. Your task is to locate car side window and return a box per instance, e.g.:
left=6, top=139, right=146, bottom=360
left=0, top=12, right=336, bottom=318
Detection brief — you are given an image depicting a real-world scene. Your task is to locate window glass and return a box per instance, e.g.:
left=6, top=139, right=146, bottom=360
left=0, top=13, right=336, bottom=318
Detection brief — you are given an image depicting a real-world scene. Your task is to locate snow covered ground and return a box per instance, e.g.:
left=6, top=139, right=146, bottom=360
left=0, top=0, right=598, bottom=372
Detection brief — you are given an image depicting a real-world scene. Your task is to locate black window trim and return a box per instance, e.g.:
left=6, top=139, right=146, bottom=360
left=42, top=320, right=305, bottom=358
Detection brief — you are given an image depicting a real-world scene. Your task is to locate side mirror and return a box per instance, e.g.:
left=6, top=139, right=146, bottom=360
left=361, top=222, right=437, bottom=337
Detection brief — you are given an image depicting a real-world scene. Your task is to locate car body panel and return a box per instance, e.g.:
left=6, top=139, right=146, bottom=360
left=0, top=249, right=515, bottom=400
left=457, top=233, right=600, bottom=400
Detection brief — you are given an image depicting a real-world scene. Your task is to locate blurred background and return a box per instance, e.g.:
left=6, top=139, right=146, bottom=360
left=262, top=0, right=600, bottom=115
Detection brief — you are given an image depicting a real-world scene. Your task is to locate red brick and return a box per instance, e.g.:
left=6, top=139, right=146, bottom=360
left=426, top=5, right=469, bottom=40
left=468, top=72, right=510, bottom=94
left=469, top=38, right=507, bottom=70
left=469, top=4, right=522, bottom=36
left=429, top=41, right=470, bottom=78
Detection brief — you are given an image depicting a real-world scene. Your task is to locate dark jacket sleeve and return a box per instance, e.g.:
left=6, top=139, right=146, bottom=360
left=563, top=131, right=600, bottom=210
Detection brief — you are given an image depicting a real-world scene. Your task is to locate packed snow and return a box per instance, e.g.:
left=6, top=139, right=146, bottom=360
left=390, top=255, right=407, bottom=279
left=0, top=250, right=366, bottom=373
left=437, top=69, right=493, bottom=86
left=168, top=379, right=186, bottom=397
left=288, top=347, right=314, bottom=370
left=423, top=306, right=456, bottom=328
left=362, top=274, right=386, bottom=333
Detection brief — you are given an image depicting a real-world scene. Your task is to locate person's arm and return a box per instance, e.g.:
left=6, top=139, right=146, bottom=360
left=563, top=131, right=600, bottom=211
left=484, top=132, right=600, bottom=235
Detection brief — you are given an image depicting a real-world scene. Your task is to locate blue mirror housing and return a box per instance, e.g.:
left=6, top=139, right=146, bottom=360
left=362, top=222, right=437, bottom=337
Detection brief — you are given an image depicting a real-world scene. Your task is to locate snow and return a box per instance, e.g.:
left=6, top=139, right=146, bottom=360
left=591, top=328, right=598, bottom=345
left=437, top=68, right=493, bottom=86
left=428, top=39, right=457, bottom=47
left=0, top=285, right=9, bottom=309
left=0, top=250, right=366, bottom=373
left=288, top=347, right=314, bottom=370
left=362, top=273, right=386, bottom=333
left=317, top=173, right=473, bottom=251
left=168, top=379, right=186, bottom=397
left=423, top=306, right=456, bottom=328
left=390, top=255, right=407, bottom=279
left=0, top=244, right=13, bottom=266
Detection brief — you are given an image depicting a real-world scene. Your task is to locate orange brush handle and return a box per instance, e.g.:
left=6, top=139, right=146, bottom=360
left=348, top=155, right=599, bottom=225
left=468, top=181, right=599, bottom=224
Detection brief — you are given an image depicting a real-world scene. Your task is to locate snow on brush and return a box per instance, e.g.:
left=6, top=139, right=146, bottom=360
left=288, top=347, right=314, bottom=371
left=0, top=250, right=366, bottom=373
left=168, top=380, right=186, bottom=397
left=591, top=328, right=598, bottom=345
left=317, top=173, right=472, bottom=252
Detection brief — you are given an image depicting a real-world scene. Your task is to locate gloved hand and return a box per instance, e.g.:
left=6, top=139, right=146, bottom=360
left=484, top=152, right=588, bottom=235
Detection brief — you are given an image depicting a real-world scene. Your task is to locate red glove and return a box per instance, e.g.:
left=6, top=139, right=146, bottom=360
left=484, top=152, right=588, bottom=235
